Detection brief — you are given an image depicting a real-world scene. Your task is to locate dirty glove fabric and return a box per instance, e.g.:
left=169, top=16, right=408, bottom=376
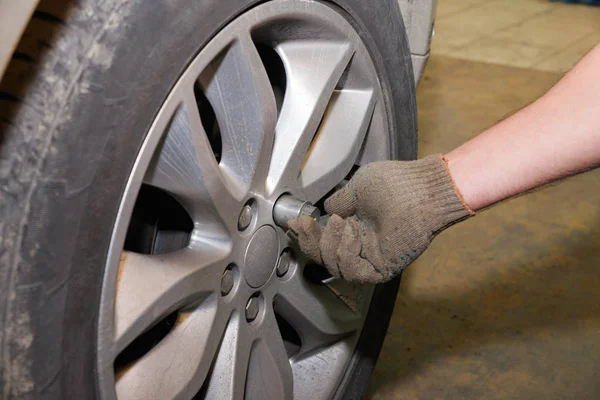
left=289, top=154, right=475, bottom=284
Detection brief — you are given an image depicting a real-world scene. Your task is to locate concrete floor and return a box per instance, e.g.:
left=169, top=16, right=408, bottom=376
left=367, top=1, right=600, bottom=399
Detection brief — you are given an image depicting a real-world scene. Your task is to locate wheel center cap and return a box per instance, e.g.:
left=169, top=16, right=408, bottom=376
left=244, top=225, right=279, bottom=288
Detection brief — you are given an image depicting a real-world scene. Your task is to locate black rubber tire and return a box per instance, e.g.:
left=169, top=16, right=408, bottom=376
left=0, top=0, right=416, bottom=398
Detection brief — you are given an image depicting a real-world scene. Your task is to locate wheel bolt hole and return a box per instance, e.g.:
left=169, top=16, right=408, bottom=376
left=245, top=293, right=262, bottom=322
left=238, top=199, right=255, bottom=231
left=220, top=264, right=237, bottom=296
left=277, top=248, right=294, bottom=277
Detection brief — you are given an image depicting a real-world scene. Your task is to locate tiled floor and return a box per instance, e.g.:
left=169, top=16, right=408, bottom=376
left=366, top=1, right=600, bottom=399
left=432, top=0, right=600, bottom=72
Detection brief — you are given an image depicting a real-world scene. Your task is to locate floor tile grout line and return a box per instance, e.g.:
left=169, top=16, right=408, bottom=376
left=443, top=8, right=556, bottom=59
left=435, top=1, right=489, bottom=21
left=430, top=54, right=563, bottom=78
left=433, top=2, right=600, bottom=75
left=529, top=32, right=598, bottom=72
left=448, top=1, right=600, bottom=56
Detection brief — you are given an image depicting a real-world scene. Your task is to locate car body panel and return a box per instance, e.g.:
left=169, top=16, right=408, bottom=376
left=0, top=0, right=39, bottom=79
left=397, top=0, right=437, bottom=84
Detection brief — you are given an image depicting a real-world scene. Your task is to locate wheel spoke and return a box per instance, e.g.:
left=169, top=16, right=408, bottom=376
left=275, top=274, right=362, bottom=356
left=114, top=248, right=226, bottom=353
left=355, top=100, right=391, bottom=165
left=266, top=41, right=355, bottom=196
left=144, top=92, right=239, bottom=231
left=245, top=307, right=294, bottom=399
left=200, top=312, right=251, bottom=400
left=299, top=89, right=376, bottom=202
left=198, top=33, right=277, bottom=194
left=115, top=296, right=229, bottom=400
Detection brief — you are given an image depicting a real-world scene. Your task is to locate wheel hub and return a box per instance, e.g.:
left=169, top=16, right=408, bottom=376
left=244, top=224, right=279, bottom=288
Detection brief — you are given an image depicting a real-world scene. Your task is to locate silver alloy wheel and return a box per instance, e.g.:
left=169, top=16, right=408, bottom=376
left=97, top=1, right=394, bottom=399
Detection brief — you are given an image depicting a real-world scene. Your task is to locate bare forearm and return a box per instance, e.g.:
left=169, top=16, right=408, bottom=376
left=446, top=44, right=600, bottom=211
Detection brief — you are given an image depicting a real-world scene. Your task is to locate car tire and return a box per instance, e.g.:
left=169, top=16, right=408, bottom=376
left=0, top=0, right=416, bottom=398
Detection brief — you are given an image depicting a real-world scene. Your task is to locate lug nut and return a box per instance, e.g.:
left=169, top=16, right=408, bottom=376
left=300, top=203, right=320, bottom=220
left=273, top=194, right=321, bottom=229
left=245, top=296, right=260, bottom=322
left=238, top=203, right=253, bottom=231
left=221, top=268, right=234, bottom=296
left=277, top=249, right=292, bottom=277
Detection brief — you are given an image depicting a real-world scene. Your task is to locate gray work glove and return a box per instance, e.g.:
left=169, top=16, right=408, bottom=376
left=288, top=154, right=475, bottom=284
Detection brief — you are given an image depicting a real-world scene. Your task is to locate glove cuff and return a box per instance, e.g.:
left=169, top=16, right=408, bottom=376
left=413, top=154, right=475, bottom=233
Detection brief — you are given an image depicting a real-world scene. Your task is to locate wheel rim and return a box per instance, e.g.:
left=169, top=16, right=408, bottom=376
left=97, top=1, right=393, bottom=398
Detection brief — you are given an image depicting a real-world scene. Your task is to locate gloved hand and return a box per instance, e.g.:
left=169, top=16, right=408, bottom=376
left=288, top=154, right=475, bottom=284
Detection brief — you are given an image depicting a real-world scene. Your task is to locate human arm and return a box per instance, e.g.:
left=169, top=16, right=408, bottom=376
left=448, top=43, right=600, bottom=210
left=289, top=43, right=600, bottom=284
